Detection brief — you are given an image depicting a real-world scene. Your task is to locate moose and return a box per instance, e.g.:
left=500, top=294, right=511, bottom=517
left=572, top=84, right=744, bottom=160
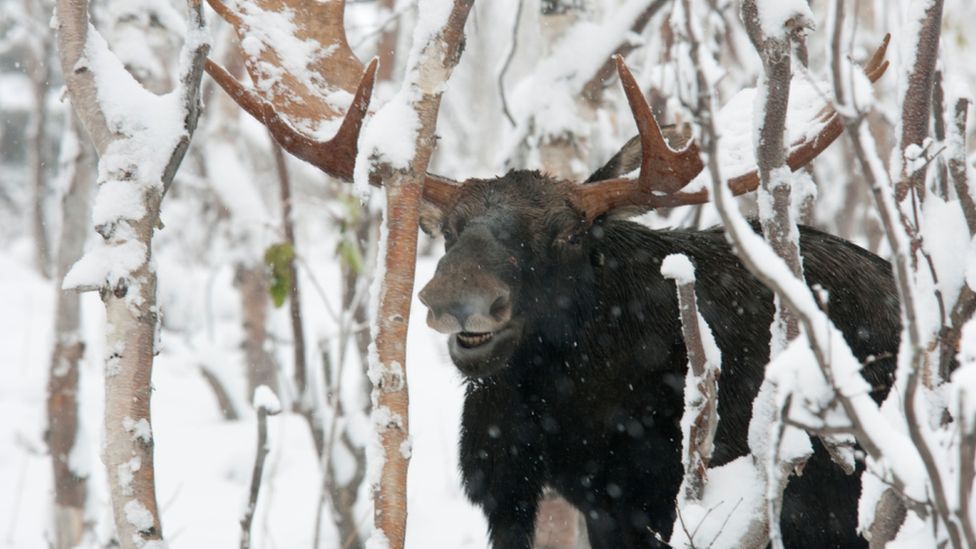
left=204, top=3, right=897, bottom=547
left=409, top=58, right=896, bottom=549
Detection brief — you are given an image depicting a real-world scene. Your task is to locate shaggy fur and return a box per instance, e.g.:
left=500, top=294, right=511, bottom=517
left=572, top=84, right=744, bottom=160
left=424, top=171, right=898, bottom=548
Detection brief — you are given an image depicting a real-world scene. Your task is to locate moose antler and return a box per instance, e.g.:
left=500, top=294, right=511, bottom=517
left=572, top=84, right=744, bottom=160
left=204, top=0, right=462, bottom=206
left=573, top=34, right=891, bottom=222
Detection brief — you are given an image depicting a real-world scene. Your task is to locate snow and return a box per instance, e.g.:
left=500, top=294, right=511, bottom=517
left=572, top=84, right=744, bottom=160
left=62, top=226, right=147, bottom=292
left=661, top=253, right=696, bottom=285
left=751, top=336, right=822, bottom=459
left=117, top=456, right=141, bottom=496
left=226, top=0, right=349, bottom=135
left=950, top=319, right=976, bottom=427
left=123, top=499, right=155, bottom=531
left=59, top=11, right=208, bottom=297
left=707, top=116, right=932, bottom=502
left=8, top=1, right=975, bottom=547
left=682, top=77, right=836, bottom=195
left=253, top=385, right=281, bottom=414
left=754, top=0, right=814, bottom=40
left=669, top=457, right=764, bottom=548
left=921, top=196, right=969, bottom=305
left=354, top=95, right=421, bottom=197
left=81, top=25, right=186, bottom=186
left=123, top=416, right=153, bottom=444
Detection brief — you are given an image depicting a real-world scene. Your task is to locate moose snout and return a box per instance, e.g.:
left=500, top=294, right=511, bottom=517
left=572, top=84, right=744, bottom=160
left=418, top=276, right=512, bottom=334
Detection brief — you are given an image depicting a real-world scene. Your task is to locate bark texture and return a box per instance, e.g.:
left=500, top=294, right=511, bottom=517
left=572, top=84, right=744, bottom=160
left=235, top=264, right=279, bottom=399
left=366, top=3, right=474, bottom=547
left=55, top=1, right=208, bottom=547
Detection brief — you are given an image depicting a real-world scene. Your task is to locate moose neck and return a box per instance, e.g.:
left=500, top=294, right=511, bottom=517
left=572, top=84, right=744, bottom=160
left=511, top=218, right=685, bottom=380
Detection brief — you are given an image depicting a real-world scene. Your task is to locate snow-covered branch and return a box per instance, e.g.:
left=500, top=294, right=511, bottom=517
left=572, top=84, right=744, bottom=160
left=662, top=254, right=721, bottom=503
left=739, top=0, right=814, bottom=348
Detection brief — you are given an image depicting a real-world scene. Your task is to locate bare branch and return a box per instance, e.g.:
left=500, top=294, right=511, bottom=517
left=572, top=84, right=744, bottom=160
left=240, top=389, right=281, bottom=549
left=55, top=0, right=115, bottom=153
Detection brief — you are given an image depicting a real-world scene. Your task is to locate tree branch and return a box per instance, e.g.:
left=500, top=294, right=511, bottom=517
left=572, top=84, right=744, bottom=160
left=240, top=388, right=280, bottom=549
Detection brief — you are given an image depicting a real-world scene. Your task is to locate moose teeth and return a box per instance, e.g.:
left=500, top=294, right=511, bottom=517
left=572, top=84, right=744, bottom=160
left=457, top=331, right=494, bottom=348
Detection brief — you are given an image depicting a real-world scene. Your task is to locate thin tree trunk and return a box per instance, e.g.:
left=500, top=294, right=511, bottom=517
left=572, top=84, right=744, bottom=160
left=47, top=114, right=95, bottom=549
left=895, top=0, right=944, bottom=205
left=270, top=140, right=324, bottom=456
left=26, top=0, right=53, bottom=278
left=235, top=263, right=279, bottom=400
left=56, top=1, right=208, bottom=546
left=103, top=254, right=164, bottom=545
left=366, top=4, right=474, bottom=547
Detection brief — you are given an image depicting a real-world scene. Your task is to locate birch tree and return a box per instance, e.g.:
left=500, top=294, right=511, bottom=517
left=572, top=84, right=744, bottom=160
left=54, top=0, right=208, bottom=546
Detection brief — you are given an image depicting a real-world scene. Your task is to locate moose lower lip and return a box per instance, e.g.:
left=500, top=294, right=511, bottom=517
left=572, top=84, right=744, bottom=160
left=456, top=331, right=494, bottom=348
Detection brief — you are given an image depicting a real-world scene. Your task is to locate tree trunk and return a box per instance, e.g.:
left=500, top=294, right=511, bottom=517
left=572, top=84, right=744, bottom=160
left=47, top=115, right=95, bottom=549
left=366, top=4, right=474, bottom=547
left=56, top=1, right=208, bottom=546
left=101, top=191, right=166, bottom=548
left=235, top=263, right=279, bottom=400
left=26, top=0, right=53, bottom=278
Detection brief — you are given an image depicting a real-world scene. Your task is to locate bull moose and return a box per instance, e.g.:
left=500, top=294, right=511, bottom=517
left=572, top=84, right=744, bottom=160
left=205, top=7, right=896, bottom=547
left=409, top=54, right=895, bottom=548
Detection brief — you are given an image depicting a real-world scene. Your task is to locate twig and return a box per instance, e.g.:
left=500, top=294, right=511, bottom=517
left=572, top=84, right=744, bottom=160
left=497, top=0, right=523, bottom=127
left=240, top=391, right=280, bottom=549
left=270, top=139, right=325, bottom=455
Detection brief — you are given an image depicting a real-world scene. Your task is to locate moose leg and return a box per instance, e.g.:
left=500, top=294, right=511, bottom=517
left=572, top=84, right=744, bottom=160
left=461, top=456, right=544, bottom=549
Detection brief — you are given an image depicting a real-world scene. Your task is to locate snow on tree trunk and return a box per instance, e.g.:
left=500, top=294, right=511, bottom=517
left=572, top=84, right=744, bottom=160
left=47, top=113, right=95, bottom=549
left=356, top=2, right=474, bottom=547
left=55, top=1, right=208, bottom=547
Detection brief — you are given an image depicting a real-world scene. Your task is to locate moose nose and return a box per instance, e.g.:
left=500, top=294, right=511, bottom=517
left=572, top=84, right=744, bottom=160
left=418, top=280, right=511, bottom=334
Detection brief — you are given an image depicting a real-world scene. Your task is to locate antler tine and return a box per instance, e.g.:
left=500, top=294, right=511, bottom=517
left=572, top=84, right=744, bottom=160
left=613, top=55, right=704, bottom=194
left=205, top=0, right=466, bottom=199
left=574, top=36, right=890, bottom=220
left=264, top=58, right=378, bottom=180
left=571, top=57, right=705, bottom=221
left=615, top=55, right=704, bottom=195
left=864, top=33, right=891, bottom=82
left=205, top=0, right=241, bottom=26
left=205, top=57, right=378, bottom=181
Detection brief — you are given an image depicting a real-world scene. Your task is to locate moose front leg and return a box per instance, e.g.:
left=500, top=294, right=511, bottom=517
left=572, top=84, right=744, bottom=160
left=460, top=390, right=546, bottom=549
left=461, top=452, right=544, bottom=549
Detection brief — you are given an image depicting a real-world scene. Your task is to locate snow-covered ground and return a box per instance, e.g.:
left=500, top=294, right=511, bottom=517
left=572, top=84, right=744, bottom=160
left=0, top=237, right=487, bottom=548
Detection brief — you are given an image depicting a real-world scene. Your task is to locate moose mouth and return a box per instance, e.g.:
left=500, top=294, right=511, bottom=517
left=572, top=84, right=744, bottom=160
left=447, top=322, right=522, bottom=378
left=456, top=331, right=495, bottom=348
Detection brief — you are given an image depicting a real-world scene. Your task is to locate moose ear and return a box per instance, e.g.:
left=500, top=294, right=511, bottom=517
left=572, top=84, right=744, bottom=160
left=419, top=201, right=446, bottom=237
left=587, top=135, right=642, bottom=183
left=585, top=125, right=694, bottom=183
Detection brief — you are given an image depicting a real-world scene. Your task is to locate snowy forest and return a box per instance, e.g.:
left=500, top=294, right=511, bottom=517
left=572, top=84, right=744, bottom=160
left=2, top=0, right=976, bottom=547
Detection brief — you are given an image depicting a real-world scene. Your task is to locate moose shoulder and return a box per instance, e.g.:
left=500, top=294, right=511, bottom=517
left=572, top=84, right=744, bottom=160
left=417, top=171, right=898, bottom=549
